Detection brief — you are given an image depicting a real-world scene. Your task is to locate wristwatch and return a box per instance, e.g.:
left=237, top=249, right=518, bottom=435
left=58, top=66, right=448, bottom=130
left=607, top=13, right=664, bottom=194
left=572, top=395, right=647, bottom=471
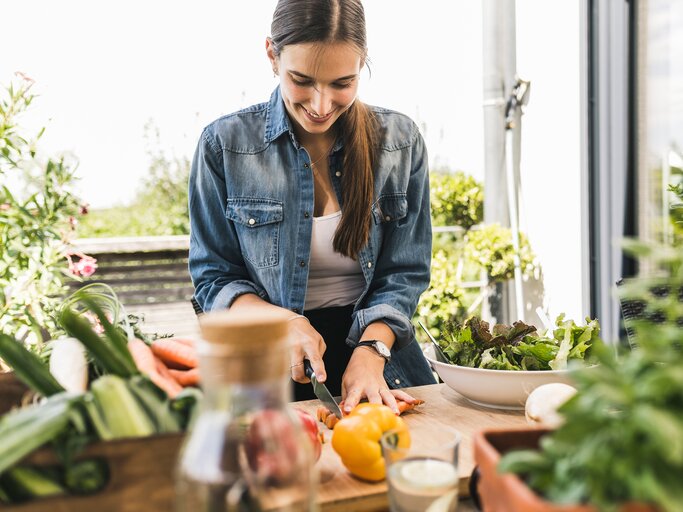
left=356, top=340, right=392, bottom=362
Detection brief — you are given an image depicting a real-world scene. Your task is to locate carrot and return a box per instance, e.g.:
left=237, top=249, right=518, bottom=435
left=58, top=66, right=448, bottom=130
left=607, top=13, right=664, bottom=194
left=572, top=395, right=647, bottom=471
left=128, top=338, right=157, bottom=375
left=128, top=338, right=183, bottom=398
left=316, top=406, right=328, bottom=422
left=169, top=338, right=196, bottom=348
left=397, top=399, right=425, bottom=414
left=169, top=368, right=201, bottom=387
left=325, top=414, right=340, bottom=430
left=151, top=338, right=198, bottom=370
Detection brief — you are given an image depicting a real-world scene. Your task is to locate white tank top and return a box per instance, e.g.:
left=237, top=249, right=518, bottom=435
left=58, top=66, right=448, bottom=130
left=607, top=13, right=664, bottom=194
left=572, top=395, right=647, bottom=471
left=304, top=211, right=366, bottom=310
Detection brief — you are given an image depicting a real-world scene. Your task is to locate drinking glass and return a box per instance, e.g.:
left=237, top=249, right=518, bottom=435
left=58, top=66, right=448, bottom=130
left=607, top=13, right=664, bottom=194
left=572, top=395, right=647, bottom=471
left=381, top=426, right=461, bottom=512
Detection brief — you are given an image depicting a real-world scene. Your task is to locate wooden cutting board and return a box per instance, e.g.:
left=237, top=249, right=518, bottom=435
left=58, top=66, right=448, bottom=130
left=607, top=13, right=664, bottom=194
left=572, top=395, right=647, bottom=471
left=295, top=383, right=528, bottom=512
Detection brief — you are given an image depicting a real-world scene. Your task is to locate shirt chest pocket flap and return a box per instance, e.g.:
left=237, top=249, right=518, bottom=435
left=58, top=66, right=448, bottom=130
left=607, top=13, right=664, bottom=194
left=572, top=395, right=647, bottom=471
left=225, top=198, right=284, bottom=268
left=372, top=193, right=408, bottom=225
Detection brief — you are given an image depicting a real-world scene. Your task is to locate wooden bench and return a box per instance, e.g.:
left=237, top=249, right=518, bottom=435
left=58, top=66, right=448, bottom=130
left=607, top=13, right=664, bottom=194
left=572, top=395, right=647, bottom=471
left=71, top=236, right=200, bottom=338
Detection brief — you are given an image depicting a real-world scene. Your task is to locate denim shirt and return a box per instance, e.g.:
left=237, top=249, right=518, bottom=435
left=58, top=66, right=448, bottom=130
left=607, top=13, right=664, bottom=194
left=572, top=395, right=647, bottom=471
left=189, top=87, right=435, bottom=388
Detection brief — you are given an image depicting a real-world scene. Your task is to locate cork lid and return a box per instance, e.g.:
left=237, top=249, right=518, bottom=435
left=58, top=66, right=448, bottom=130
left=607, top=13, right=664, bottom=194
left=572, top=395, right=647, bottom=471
left=198, top=309, right=289, bottom=352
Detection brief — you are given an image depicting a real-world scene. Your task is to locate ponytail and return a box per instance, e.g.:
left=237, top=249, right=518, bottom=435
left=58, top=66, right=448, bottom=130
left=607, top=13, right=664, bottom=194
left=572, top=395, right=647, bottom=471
left=334, top=100, right=378, bottom=259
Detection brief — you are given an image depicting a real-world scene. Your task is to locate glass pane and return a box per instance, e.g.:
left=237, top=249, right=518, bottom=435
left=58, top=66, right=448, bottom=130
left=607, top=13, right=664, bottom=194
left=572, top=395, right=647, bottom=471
left=638, top=0, right=683, bottom=244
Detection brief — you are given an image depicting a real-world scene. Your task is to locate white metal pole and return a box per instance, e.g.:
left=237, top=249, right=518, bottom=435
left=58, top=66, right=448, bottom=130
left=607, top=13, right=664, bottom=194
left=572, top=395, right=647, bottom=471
left=505, top=126, right=525, bottom=321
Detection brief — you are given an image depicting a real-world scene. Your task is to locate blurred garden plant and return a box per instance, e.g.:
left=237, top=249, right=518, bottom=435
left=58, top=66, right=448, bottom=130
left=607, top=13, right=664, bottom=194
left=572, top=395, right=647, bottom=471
left=417, top=171, right=538, bottom=337
left=429, top=170, right=483, bottom=229
left=498, top=240, right=683, bottom=510
left=0, top=74, right=90, bottom=349
left=464, top=223, right=537, bottom=282
left=77, top=122, right=190, bottom=237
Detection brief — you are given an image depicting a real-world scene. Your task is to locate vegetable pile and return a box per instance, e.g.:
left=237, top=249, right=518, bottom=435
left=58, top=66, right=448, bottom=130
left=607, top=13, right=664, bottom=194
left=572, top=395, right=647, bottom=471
left=0, top=288, right=202, bottom=504
left=437, top=314, right=600, bottom=370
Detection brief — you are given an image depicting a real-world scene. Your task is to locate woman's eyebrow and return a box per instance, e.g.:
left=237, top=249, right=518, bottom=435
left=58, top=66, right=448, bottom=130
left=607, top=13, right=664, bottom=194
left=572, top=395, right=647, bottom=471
left=289, top=70, right=358, bottom=81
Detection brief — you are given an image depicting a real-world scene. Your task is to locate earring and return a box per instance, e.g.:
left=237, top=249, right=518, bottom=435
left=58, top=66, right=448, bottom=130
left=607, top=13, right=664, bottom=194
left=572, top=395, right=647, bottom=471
left=273, top=68, right=278, bottom=77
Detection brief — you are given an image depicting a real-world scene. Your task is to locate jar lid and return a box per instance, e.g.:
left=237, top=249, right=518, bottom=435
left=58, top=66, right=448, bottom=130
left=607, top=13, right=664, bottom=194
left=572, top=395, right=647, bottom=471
left=198, top=310, right=289, bottom=352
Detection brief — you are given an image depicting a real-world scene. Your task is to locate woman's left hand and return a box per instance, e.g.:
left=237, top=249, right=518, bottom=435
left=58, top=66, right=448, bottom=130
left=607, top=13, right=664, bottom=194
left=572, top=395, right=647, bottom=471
left=340, top=348, right=418, bottom=415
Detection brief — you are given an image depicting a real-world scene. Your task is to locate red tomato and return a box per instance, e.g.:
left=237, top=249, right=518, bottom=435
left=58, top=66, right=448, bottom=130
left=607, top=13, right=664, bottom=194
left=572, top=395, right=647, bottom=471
left=293, top=408, right=322, bottom=462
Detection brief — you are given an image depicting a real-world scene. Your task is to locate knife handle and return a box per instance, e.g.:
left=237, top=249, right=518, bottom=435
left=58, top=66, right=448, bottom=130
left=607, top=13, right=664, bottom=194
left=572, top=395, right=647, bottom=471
left=303, top=358, right=314, bottom=379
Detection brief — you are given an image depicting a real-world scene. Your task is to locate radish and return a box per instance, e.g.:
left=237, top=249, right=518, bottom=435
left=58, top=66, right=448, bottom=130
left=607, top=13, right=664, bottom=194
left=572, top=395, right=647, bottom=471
left=49, top=337, right=88, bottom=393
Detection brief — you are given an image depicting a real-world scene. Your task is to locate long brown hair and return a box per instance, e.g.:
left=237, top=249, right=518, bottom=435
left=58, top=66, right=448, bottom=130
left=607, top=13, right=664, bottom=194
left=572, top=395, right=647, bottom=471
left=270, top=0, right=378, bottom=259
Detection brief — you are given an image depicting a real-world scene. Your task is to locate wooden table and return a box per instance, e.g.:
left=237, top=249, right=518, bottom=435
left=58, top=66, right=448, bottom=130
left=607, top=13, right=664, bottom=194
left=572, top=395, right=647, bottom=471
left=295, top=383, right=527, bottom=512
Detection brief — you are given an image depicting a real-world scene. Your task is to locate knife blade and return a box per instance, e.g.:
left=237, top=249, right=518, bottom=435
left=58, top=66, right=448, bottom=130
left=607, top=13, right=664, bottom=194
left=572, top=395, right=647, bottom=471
left=303, top=359, right=342, bottom=419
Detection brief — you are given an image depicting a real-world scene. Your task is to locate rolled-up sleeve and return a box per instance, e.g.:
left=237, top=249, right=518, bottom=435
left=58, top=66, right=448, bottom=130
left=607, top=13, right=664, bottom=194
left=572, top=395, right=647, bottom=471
left=347, top=129, right=432, bottom=349
left=188, top=128, right=267, bottom=312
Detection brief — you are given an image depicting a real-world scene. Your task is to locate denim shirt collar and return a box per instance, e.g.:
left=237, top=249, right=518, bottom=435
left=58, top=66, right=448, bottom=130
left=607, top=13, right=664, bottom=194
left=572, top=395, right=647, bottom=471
left=264, top=86, right=294, bottom=145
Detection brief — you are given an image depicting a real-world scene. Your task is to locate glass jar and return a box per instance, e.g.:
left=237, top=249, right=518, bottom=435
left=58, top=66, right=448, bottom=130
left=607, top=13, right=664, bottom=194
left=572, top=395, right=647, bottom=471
left=176, top=310, right=318, bottom=512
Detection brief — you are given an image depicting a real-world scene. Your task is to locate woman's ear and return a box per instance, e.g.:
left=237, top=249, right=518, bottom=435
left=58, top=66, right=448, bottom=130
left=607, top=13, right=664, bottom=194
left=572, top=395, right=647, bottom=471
left=265, top=37, right=278, bottom=74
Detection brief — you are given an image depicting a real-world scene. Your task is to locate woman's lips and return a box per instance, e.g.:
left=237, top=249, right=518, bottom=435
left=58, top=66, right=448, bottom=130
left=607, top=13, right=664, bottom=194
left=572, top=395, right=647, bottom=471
left=302, top=106, right=334, bottom=124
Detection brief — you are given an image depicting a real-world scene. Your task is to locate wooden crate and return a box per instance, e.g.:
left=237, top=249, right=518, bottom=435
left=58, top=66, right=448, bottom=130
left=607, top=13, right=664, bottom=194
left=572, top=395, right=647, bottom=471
left=4, top=433, right=185, bottom=512
left=0, top=372, right=29, bottom=415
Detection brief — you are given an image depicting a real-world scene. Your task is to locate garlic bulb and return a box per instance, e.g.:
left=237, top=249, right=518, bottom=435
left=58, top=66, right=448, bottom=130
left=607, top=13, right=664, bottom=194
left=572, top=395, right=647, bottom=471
left=525, top=382, right=577, bottom=428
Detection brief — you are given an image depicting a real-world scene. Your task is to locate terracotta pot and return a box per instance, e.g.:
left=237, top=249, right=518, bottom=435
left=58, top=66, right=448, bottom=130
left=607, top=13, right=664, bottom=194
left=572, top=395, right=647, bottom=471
left=472, top=427, right=658, bottom=512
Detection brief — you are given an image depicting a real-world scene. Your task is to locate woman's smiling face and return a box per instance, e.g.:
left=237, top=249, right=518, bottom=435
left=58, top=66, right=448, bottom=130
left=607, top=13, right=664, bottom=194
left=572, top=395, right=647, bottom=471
left=267, top=40, right=362, bottom=137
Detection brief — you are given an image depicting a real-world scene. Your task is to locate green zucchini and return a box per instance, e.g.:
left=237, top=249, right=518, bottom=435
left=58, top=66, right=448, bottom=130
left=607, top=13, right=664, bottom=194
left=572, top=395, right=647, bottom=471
left=0, top=466, right=64, bottom=501
left=126, top=375, right=180, bottom=433
left=90, top=375, right=155, bottom=438
left=0, top=392, right=80, bottom=474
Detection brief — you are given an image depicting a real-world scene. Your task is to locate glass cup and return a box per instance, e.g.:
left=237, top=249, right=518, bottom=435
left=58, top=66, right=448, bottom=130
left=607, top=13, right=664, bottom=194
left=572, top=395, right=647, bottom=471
left=381, top=427, right=461, bottom=512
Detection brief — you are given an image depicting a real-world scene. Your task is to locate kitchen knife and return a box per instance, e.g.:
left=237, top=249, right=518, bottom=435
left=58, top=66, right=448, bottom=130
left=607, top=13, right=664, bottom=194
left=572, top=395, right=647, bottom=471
left=303, top=359, right=342, bottom=419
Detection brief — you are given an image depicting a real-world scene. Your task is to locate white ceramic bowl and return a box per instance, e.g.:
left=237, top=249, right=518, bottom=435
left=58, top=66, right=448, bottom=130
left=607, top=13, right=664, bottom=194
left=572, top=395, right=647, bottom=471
left=426, top=357, right=575, bottom=410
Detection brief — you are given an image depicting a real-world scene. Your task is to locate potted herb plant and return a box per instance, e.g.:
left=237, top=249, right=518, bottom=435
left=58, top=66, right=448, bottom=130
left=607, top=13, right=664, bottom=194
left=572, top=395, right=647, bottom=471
left=472, top=239, right=683, bottom=511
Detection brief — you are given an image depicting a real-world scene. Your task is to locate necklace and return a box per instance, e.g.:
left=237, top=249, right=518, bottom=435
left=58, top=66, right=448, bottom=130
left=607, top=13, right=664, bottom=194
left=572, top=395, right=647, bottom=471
left=309, top=138, right=336, bottom=169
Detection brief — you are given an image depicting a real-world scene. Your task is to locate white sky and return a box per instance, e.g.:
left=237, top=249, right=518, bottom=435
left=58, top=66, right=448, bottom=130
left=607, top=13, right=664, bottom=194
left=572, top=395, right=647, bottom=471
left=2, top=0, right=484, bottom=209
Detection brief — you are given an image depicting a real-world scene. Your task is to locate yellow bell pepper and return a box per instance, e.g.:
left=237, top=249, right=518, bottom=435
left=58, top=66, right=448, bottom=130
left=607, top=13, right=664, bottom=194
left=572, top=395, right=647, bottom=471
left=331, top=403, right=411, bottom=481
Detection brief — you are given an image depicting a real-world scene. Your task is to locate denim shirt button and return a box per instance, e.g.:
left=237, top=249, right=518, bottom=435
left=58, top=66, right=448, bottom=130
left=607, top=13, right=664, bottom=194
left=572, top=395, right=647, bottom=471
left=335, top=171, right=342, bottom=177
left=385, top=215, right=391, bottom=221
left=299, top=260, right=306, bottom=267
left=248, top=218, right=256, bottom=226
left=304, top=163, right=309, bottom=168
left=304, top=211, right=310, bottom=218
left=394, top=378, right=401, bottom=385
left=367, top=262, right=372, bottom=268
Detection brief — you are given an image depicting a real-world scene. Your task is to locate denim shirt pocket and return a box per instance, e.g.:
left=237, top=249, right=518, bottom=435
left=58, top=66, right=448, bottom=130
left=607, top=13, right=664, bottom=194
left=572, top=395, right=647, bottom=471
left=371, top=193, right=408, bottom=225
left=225, top=198, right=284, bottom=268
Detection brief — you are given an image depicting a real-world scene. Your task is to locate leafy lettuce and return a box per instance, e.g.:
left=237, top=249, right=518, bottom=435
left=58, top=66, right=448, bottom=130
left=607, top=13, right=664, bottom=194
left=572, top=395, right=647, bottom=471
left=437, top=314, right=600, bottom=370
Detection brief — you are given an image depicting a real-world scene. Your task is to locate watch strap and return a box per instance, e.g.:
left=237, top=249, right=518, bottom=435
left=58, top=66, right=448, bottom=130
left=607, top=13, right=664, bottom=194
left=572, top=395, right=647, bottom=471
left=356, top=340, right=391, bottom=361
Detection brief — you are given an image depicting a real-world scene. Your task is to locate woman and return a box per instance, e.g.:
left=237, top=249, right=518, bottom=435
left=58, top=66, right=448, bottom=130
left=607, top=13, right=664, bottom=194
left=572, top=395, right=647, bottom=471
left=189, top=0, right=435, bottom=414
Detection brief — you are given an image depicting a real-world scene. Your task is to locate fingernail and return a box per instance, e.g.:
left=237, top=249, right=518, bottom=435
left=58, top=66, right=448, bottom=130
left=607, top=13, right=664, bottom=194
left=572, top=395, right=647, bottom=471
left=344, top=406, right=352, bottom=413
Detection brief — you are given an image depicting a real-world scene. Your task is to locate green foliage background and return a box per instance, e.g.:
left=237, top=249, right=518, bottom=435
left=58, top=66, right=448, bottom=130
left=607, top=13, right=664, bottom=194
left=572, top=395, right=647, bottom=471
left=77, top=123, right=189, bottom=238
left=0, top=76, right=83, bottom=346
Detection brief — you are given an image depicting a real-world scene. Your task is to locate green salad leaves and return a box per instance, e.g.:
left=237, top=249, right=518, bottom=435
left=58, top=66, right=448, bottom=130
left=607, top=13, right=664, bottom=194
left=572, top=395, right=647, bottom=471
left=437, top=314, right=600, bottom=370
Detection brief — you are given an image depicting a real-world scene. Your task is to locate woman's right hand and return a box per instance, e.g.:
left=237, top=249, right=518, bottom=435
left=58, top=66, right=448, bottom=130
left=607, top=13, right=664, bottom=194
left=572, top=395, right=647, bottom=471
left=288, top=316, right=327, bottom=384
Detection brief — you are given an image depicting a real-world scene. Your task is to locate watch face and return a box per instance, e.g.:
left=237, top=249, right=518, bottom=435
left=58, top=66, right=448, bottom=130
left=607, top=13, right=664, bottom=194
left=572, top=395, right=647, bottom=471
left=374, top=341, right=391, bottom=358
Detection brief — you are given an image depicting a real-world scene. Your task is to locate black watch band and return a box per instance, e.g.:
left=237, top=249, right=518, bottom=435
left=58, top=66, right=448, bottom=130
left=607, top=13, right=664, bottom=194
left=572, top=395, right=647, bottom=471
left=356, top=340, right=392, bottom=362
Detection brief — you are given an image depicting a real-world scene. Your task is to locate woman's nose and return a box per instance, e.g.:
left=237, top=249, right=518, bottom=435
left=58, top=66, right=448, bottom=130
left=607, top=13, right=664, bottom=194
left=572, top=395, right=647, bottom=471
left=310, top=88, right=332, bottom=116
